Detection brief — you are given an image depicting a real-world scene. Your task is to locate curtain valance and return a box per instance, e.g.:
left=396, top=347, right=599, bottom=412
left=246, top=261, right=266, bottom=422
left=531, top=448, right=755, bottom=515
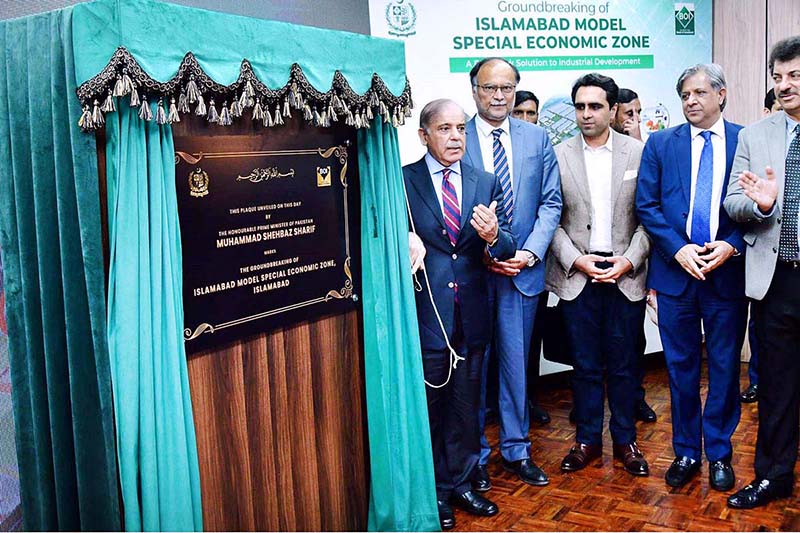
left=71, top=0, right=413, bottom=131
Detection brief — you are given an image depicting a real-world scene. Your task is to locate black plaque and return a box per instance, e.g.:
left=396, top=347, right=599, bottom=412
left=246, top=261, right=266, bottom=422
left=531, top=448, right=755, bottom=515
left=174, top=121, right=359, bottom=354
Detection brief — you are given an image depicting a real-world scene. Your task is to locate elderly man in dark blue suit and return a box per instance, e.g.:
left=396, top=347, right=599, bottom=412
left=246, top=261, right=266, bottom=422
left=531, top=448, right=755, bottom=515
left=636, top=64, right=746, bottom=492
left=404, top=98, right=515, bottom=530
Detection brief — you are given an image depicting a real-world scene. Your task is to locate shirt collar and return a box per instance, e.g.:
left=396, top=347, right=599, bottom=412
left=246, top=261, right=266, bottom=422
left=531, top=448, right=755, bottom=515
left=424, top=152, right=461, bottom=177
left=474, top=114, right=510, bottom=138
left=690, top=116, right=725, bottom=140
left=581, top=130, right=613, bottom=152
left=786, top=113, right=800, bottom=137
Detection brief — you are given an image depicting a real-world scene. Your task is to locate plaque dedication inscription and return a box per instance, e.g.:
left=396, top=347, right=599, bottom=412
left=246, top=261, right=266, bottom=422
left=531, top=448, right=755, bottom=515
left=174, top=124, right=359, bottom=355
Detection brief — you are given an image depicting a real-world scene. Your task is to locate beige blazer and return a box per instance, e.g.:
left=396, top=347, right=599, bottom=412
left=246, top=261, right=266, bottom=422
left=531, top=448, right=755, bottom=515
left=545, top=129, right=651, bottom=302
left=724, top=111, right=792, bottom=300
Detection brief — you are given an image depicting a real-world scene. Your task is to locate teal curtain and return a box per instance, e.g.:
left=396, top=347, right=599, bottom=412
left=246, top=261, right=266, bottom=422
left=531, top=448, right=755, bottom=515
left=358, top=121, right=439, bottom=532
left=105, top=103, right=203, bottom=532
left=0, top=8, right=121, bottom=531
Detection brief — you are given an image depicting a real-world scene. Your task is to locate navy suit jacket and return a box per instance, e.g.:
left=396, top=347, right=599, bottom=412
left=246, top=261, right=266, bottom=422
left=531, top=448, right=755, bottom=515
left=636, top=120, right=745, bottom=298
left=403, top=157, right=515, bottom=352
left=463, top=117, right=562, bottom=296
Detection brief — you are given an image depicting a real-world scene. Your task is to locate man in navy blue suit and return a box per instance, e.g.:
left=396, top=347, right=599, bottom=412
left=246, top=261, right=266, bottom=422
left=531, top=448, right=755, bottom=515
left=403, top=99, right=515, bottom=530
left=636, top=64, right=746, bottom=492
left=463, top=57, right=562, bottom=490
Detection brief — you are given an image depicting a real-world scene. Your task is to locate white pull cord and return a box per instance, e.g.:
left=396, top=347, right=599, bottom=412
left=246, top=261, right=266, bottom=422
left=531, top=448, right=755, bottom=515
left=402, top=179, right=465, bottom=389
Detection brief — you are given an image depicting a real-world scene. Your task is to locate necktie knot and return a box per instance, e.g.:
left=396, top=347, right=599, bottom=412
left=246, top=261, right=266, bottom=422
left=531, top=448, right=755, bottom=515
left=492, top=128, right=504, bottom=140
left=442, top=167, right=451, bottom=181
left=700, top=130, right=712, bottom=142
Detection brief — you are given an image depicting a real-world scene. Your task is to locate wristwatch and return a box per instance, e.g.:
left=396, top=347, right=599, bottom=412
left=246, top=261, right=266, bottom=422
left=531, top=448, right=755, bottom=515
left=524, top=250, right=539, bottom=267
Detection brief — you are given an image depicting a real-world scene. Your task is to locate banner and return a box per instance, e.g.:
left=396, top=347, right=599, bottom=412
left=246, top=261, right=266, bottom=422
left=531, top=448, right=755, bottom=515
left=370, top=0, right=712, bottom=163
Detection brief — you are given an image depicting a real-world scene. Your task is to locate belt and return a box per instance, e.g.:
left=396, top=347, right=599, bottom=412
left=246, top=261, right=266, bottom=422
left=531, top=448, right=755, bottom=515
left=778, top=259, right=800, bottom=269
left=591, top=251, right=613, bottom=257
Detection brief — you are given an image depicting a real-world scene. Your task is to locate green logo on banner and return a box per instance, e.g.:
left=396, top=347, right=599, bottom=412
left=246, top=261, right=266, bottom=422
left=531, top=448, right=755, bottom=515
left=675, top=3, right=695, bottom=35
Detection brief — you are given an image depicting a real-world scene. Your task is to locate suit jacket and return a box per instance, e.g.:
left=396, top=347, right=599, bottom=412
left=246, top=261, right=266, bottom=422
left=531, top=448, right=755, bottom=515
left=403, top=157, right=515, bottom=352
left=546, top=130, right=651, bottom=302
left=636, top=119, right=745, bottom=298
left=724, top=111, right=792, bottom=300
left=463, top=116, right=562, bottom=296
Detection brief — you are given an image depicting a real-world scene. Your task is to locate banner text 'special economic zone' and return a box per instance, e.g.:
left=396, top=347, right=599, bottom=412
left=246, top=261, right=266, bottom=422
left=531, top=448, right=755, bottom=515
left=450, top=55, right=654, bottom=72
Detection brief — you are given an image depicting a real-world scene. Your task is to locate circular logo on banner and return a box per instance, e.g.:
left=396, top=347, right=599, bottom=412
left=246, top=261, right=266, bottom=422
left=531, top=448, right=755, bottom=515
left=385, top=0, right=416, bottom=37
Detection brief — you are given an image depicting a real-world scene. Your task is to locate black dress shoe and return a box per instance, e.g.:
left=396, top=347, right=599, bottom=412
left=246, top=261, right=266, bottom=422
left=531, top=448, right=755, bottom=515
left=471, top=464, right=492, bottom=492
left=530, top=402, right=551, bottom=425
left=503, top=458, right=549, bottom=486
left=437, top=500, right=455, bottom=530
left=739, top=383, right=758, bottom=403
left=613, top=442, right=649, bottom=476
left=709, top=460, right=735, bottom=491
left=560, top=442, right=602, bottom=472
left=450, top=489, right=499, bottom=516
left=635, top=400, right=657, bottom=423
left=665, top=456, right=700, bottom=487
left=727, top=478, right=793, bottom=509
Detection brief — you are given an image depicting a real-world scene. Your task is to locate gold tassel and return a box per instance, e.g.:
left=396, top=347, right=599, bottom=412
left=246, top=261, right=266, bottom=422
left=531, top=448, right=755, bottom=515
left=263, top=107, right=273, bottom=127
left=282, top=99, right=291, bottom=118
left=252, top=98, right=264, bottom=121
left=366, top=106, right=374, bottom=120
left=156, top=98, right=168, bottom=125
left=129, top=85, right=140, bottom=107
left=207, top=98, right=219, bottom=123
left=102, top=90, right=116, bottom=113
left=138, top=97, right=153, bottom=121
left=78, top=104, right=94, bottom=130
left=244, top=80, right=255, bottom=98
left=195, top=94, right=207, bottom=116
left=168, top=97, right=181, bottom=123
left=91, top=99, right=104, bottom=126
left=219, top=102, right=232, bottom=126
left=186, top=77, right=200, bottom=104
left=230, top=99, right=242, bottom=118
left=368, top=91, right=379, bottom=108
left=178, top=93, right=189, bottom=114
left=273, top=104, right=284, bottom=125
left=328, top=102, right=338, bottom=122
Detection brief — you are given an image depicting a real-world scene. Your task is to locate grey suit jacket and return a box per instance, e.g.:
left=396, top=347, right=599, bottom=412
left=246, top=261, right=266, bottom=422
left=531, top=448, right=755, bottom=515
left=724, top=111, right=792, bottom=300
left=546, top=129, right=651, bottom=302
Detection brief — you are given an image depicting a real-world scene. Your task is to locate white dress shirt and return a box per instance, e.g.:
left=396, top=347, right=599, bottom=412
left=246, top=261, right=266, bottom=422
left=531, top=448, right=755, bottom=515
left=424, top=152, right=462, bottom=214
left=686, top=117, right=727, bottom=241
left=582, top=133, right=614, bottom=253
left=473, top=114, right=514, bottom=186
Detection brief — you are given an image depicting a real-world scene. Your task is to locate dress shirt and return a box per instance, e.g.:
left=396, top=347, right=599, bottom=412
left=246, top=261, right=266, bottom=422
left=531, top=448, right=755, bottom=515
left=686, top=117, right=726, bottom=241
left=424, top=152, right=462, bottom=213
left=473, top=114, right=514, bottom=186
left=752, top=114, right=800, bottom=258
left=581, top=133, right=614, bottom=253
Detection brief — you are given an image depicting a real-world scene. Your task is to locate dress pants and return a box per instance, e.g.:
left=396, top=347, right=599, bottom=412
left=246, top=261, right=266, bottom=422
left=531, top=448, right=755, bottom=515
left=561, top=282, right=644, bottom=446
left=422, top=305, right=485, bottom=500
left=753, top=262, right=800, bottom=483
left=657, top=280, right=746, bottom=462
left=478, top=275, right=538, bottom=463
left=746, top=304, right=760, bottom=386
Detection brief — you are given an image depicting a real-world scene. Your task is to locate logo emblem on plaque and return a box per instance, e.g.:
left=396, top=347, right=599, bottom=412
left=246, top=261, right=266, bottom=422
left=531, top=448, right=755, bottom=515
left=317, top=166, right=332, bottom=187
left=189, top=168, right=209, bottom=197
left=385, top=0, right=416, bottom=37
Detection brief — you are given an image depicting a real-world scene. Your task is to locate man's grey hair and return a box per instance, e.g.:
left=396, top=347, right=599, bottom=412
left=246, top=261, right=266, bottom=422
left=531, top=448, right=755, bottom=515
left=675, top=63, right=728, bottom=111
left=419, top=99, right=466, bottom=132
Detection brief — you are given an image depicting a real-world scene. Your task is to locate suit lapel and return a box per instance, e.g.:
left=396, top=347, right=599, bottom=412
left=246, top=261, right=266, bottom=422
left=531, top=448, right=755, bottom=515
left=465, top=118, right=484, bottom=171
left=564, top=135, right=593, bottom=213
left=610, top=131, right=629, bottom=208
left=510, top=119, right=525, bottom=193
left=673, top=123, right=692, bottom=206
left=407, top=158, right=446, bottom=230
left=459, top=165, right=477, bottom=233
left=767, top=112, right=788, bottom=212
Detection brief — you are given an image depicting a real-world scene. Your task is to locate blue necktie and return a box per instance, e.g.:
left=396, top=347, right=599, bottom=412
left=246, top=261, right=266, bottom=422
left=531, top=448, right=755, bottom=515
left=779, top=124, right=800, bottom=260
left=492, top=129, right=513, bottom=224
left=690, top=130, right=713, bottom=245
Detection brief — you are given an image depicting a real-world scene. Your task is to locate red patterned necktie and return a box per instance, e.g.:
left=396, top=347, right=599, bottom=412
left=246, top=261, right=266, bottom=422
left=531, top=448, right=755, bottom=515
left=441, top=168, right=460, bottom=246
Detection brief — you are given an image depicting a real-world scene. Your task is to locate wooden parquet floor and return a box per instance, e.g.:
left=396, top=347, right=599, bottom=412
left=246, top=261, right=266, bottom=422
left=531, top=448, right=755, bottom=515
left=456, top=361, right=800, bottom=532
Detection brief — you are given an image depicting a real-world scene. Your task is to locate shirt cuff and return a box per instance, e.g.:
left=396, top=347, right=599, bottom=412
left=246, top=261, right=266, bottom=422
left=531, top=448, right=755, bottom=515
left=753, top=201, right=775, bottom=219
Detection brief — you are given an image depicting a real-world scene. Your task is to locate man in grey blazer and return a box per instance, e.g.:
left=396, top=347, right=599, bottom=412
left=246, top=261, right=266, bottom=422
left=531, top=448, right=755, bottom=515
left=546, top=73, right=651, bottom=476
left=724, top=35, right=800, bottom=509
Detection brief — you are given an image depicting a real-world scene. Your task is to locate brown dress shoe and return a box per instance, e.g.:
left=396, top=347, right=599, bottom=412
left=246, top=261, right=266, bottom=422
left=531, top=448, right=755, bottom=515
left=560, top=442, right=602, bottom=472
left=613, top=442, right=649, bottom=476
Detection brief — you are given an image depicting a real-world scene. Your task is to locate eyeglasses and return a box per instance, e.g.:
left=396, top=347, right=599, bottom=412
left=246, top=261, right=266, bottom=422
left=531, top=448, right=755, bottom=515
left=474, top=84, right=516, bottom=96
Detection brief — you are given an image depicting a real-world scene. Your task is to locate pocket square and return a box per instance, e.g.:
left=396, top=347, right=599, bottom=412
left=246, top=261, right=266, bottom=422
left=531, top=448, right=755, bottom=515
left=623, top=170, right=638, bottom=181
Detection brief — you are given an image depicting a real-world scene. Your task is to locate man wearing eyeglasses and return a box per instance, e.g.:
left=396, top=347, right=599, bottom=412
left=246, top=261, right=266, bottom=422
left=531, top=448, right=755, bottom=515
left=463, top=57, right=562, bottom=490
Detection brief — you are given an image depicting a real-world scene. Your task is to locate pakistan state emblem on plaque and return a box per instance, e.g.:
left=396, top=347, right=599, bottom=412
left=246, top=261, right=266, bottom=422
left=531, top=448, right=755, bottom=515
left=317, top=166, right=332, bottom=187
left=385, top=0, right=416, bottom=37
left=189, top=168, right=209, bottom=197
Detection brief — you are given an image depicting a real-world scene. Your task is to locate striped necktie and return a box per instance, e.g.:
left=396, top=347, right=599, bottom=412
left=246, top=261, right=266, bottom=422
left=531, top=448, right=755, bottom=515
left=690, top=130, right=713, bottom=245
left=492, top=128, right=513, bottom=223
left=441, top=168, right=460, bottom=246
left=779, top=124, right=800, bottom=260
